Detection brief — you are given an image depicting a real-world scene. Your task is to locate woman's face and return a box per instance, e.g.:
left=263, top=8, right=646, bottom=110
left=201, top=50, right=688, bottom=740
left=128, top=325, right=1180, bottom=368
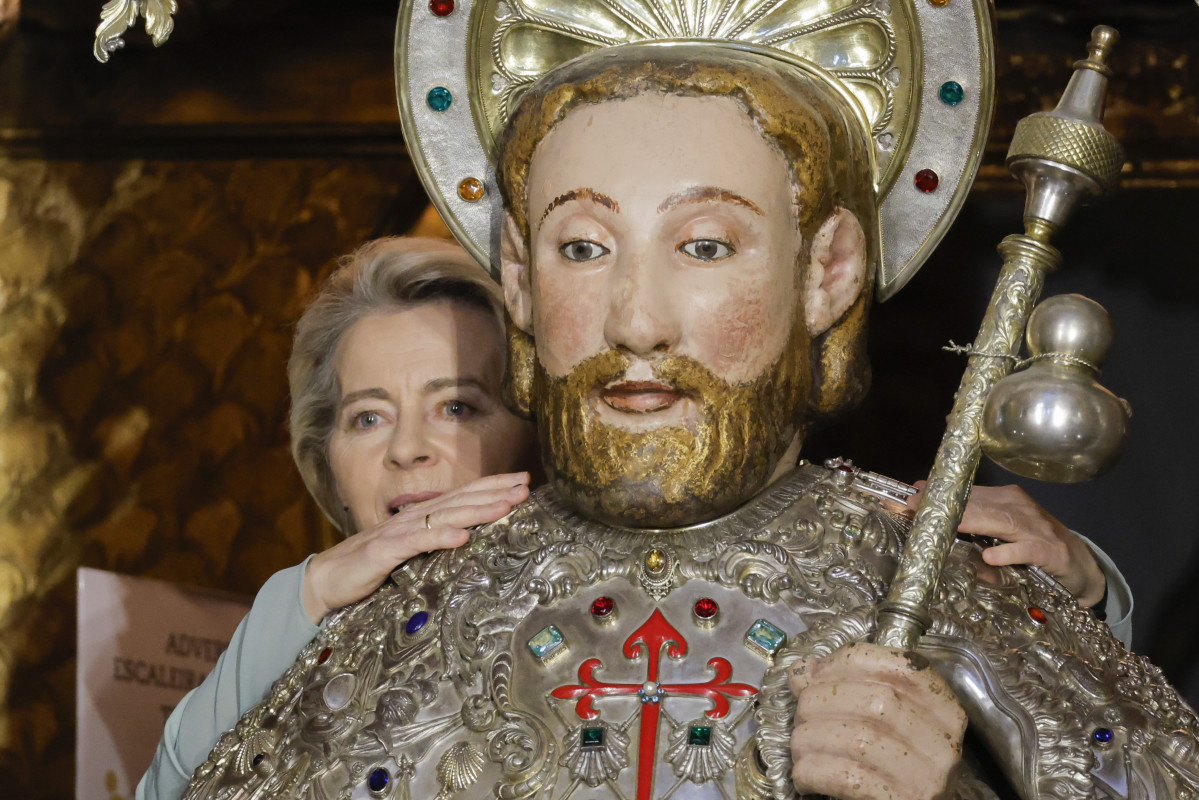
left=328, top=301, right=535, bottom=531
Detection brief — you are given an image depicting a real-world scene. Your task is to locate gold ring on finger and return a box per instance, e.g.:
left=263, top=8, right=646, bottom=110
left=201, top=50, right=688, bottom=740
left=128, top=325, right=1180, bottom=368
left=424, top=513, right=432, bottom=529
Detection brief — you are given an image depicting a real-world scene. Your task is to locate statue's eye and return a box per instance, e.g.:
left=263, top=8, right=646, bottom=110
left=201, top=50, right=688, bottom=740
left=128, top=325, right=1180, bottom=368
left=678, top=239, right=735, bottom=261
left=560, top=240, right=610, bottom=262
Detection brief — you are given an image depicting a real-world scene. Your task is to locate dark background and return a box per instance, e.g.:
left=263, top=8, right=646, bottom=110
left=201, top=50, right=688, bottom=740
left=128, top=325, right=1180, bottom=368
left=0, top=1, right=1197, bottom=795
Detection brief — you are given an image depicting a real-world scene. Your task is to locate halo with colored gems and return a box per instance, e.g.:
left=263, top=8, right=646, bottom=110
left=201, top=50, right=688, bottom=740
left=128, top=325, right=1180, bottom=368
left=396, top=0, right=994, bottom=300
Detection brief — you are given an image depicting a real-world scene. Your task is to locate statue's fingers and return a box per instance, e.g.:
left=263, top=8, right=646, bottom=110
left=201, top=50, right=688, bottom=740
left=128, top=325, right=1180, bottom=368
left=807, top=643, right=935, bottom=690
left=804, top=645, right=967, bottom=733
left=788, top=657, right=816, bottom=695
left=792, top=722, right=956, bottom=800
left=795, top=680, right=965, bottom=756
left=792, top=751, right=894, bottom=800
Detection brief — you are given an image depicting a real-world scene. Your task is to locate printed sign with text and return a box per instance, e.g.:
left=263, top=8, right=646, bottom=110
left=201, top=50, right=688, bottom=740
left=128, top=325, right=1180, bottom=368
left=76, top=568, right=250, bottom=800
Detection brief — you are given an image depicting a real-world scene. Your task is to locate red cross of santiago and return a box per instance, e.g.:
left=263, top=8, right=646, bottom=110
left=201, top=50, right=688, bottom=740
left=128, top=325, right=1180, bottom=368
left=550, top=609, right=758, bottom=800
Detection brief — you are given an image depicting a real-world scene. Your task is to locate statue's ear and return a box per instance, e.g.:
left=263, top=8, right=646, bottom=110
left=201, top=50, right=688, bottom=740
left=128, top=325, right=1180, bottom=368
left=501, top=212, right=534, bottom=334
left=803, top=208, right=868, bottom=336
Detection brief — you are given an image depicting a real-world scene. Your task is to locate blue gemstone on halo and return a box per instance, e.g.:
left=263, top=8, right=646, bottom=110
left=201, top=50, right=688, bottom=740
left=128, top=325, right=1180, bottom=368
left=368, top=767, right=390, bottom=792
left=939, top=80, right=964, bottom=106
left=251, top=753, right=264, bottom=767
left=405, top=610, right=430, bottom=635
left=427, top=86, right=453, bottom=112
left=1093, top=727, right=1114, bottom=743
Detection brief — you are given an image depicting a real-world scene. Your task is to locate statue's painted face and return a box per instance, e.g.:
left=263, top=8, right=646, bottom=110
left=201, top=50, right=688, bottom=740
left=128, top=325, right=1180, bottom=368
left=527, top=94, right=802, bottom=388
left=504, top=93, right=866, bottom=527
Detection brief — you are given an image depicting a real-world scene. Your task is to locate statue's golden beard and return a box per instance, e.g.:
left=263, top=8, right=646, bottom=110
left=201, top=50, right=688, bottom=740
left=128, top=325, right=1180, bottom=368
left=532, top=328, right=810, bottom=529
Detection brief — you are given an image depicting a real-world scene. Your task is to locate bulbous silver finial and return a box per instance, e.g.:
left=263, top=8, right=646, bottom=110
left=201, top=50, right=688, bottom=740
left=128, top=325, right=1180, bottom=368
left=981, top=295, right=1131, bottom=483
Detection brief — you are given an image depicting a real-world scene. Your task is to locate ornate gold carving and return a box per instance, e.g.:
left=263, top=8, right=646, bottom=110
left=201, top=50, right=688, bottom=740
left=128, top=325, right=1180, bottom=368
left=472, top=0, right=910, bottom=179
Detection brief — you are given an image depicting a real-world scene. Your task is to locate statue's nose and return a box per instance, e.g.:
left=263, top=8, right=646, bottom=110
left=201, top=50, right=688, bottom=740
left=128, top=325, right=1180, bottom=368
left=603, top=257, right=681, bottom=357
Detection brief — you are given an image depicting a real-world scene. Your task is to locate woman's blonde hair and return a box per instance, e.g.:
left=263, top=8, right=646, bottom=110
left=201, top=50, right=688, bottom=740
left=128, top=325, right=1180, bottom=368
left=288, top=236, right=501, bottom=533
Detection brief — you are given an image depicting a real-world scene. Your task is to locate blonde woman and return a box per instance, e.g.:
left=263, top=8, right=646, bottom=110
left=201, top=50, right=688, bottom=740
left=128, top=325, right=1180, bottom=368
left=139, top=238, right=538, bottom=800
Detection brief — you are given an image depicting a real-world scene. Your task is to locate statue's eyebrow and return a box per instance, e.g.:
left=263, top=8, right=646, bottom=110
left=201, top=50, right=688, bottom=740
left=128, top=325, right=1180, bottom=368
left=657, top=186, right=763, bottom=216
left=540, top=188, right=620, bottom=224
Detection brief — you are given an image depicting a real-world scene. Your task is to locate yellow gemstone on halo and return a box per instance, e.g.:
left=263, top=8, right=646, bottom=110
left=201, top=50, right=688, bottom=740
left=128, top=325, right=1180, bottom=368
left=928, top=0, right=950, bottom=6
left=458, top=177, right=485, bottom=202
left=645, top=548, right=667, bottom=575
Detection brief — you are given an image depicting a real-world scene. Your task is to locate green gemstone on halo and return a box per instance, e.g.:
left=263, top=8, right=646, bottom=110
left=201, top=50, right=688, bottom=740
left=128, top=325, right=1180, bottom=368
left=939, top=80, right=964, bottom=106
left=581, top=727, right=605, bottom=748
left=744, top=619, right=786, bottom=658
left=688, top=726, right=712, bottom=747
left=426, top=86, right=453, bottom=112
left=527, top=625, right=566, bottom=661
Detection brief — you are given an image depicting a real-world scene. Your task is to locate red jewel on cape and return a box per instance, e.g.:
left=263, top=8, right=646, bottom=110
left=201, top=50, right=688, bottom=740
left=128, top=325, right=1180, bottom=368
left=1028, top=606, right=1047, bottom=625
left=694, top=598, right=719, bottom=619
left=591, top=596, right=615, bottom=618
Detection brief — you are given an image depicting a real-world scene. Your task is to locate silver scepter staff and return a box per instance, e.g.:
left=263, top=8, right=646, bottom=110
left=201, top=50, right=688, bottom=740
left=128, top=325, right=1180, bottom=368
left=876, top=26, right=1126, bottom=649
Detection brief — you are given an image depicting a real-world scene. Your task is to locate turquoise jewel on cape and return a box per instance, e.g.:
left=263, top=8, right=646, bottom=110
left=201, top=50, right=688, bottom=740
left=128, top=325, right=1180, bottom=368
left=744, top=619, right=786, bottom=658
left=528, top=625, right=566, bottom=662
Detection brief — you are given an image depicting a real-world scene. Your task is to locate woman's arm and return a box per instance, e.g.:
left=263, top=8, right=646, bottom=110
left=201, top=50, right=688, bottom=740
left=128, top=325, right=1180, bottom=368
left=137, top=558, right=319, bottom=800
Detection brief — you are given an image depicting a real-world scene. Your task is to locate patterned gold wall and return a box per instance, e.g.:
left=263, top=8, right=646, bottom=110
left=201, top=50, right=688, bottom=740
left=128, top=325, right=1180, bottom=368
left=0, top=155, right=430, bottom=797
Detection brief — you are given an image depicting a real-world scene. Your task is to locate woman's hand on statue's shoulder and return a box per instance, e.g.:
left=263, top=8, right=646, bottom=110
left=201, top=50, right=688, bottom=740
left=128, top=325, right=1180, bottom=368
left=301, top=472, right=530, bottom=624
left=906, top=481, right=1106, bottom=608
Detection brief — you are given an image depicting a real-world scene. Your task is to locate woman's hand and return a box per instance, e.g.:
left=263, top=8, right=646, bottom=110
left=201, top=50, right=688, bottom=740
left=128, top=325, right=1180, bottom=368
left=301, top=472, right=531, bottom=623
left=906, top=482, right=1106, bottom=607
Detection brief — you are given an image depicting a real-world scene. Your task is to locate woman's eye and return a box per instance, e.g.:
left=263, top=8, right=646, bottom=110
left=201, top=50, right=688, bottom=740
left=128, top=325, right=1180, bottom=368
left=678, top=239, right=735, bottom=262
left=441, top=400, right=477, bottom=420
left=352, top=410, right=382, bottom=430
left=559, top=240, right=610, bottom=262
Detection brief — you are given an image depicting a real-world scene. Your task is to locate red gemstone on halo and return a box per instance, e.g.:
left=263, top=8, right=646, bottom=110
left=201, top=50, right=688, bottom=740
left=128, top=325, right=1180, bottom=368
left=1028, top=606, right=1047, bottom=625
left=429, top=0, right=455, bottom=16
left=591, top=597, right=615, bottom=617
left=317, top=647, right=333, bottom=664
left=914, top=168, right=940, bottom=193
left=694, top=598, right=719, bottom=619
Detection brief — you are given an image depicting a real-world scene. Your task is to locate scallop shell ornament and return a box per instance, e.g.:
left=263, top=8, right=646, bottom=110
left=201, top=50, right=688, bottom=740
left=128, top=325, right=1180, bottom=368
left=231, top=728, right=277, bottom=778
left=435, top=742, right=485, bottom=798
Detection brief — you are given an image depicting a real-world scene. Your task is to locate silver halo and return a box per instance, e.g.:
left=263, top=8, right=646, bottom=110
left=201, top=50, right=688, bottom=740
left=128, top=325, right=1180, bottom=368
left=396, top=0, right=993, bottom=300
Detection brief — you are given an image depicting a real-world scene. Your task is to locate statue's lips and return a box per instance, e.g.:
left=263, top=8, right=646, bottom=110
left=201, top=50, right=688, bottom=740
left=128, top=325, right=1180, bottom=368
left=600, top=380, right=687, bottom=413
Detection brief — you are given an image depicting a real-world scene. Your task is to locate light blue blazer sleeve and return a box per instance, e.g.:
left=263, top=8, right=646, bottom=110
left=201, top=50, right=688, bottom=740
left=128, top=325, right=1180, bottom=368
left=1077, top=532, right=1134, bottom=649
left=137, top=556, right=321, bottom=800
